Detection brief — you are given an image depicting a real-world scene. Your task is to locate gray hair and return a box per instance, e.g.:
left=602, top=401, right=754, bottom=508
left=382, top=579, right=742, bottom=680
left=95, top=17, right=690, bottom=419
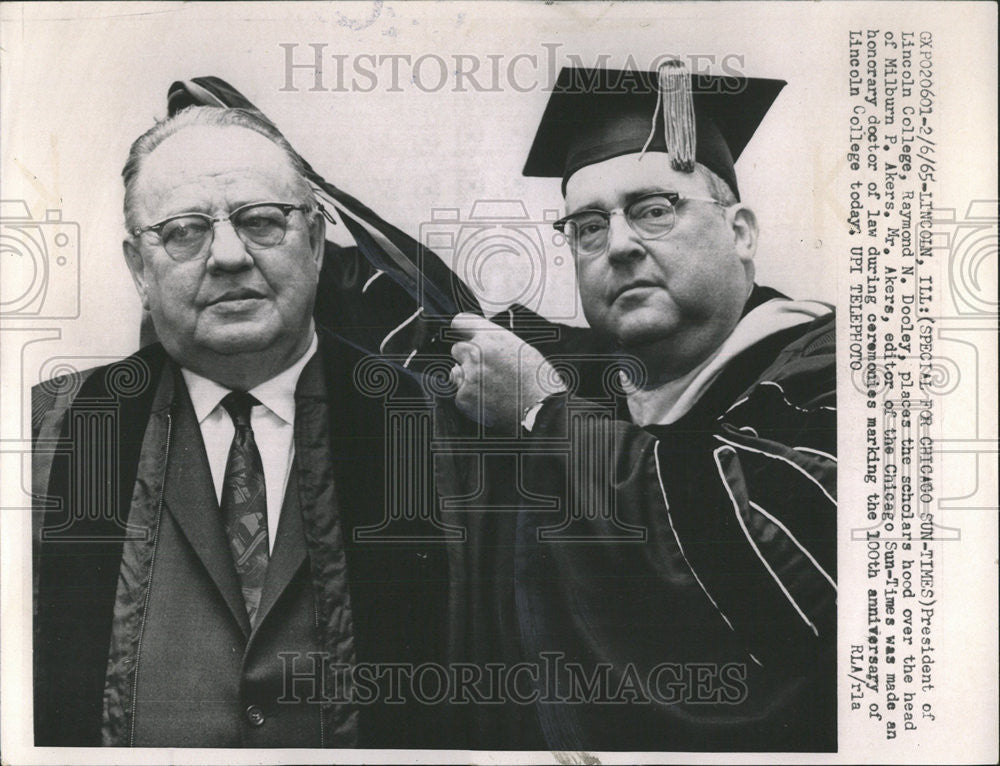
left=122, top=106, right=316, bottom=230
left=695, top=163, right=739, bottom=207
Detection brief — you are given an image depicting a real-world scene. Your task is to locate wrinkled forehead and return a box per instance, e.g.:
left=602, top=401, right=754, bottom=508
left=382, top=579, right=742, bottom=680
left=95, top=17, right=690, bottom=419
left=134, top=125, right=304, bottom=212
left=564, top=153, right=713, bottom=213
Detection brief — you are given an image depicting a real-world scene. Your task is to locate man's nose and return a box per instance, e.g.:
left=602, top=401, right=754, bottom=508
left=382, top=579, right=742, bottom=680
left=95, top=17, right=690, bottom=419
left=205, top=221, right=254, bottom=272
left=605, top=213, right=644, bottom=264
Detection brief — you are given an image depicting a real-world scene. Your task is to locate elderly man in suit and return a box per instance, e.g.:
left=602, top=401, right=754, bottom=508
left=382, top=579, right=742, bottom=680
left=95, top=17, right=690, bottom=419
left=33, top=106, right=447, bottom=748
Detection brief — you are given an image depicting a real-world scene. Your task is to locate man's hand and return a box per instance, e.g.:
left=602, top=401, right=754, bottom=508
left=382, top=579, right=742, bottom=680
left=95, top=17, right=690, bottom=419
left=449, top=312, right=567, bottom=429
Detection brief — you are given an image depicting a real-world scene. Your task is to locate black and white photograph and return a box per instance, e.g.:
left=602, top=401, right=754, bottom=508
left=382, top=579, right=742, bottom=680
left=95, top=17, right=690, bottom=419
left=1, top=2, right=996, bottom=764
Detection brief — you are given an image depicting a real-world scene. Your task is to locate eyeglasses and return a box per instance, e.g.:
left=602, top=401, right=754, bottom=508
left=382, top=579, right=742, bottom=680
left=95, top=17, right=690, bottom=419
left=131, top=201, right=316, bottom=262
left=552, top=192, right=723, bottom=257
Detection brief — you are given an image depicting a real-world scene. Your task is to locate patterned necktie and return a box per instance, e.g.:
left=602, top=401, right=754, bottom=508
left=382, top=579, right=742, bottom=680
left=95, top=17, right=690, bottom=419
left=220, top=391, right=269, bottom=625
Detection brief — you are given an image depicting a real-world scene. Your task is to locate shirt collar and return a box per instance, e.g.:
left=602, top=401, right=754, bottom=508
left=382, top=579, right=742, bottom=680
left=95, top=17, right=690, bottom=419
left=182, top=332, right=319, bottom=426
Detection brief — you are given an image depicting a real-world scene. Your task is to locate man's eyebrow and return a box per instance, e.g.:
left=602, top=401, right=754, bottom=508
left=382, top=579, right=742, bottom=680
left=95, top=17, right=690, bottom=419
left=149, top=197, right=213, bottom=217
left=565, top=201, right=606, bottom=216
left=155, top=197, right=271, bottom=219
left=623, top=187, right=676, bottom=204
left=229, top=197, right=273, bottom=210
left=566, top=187, right=675, bottom=215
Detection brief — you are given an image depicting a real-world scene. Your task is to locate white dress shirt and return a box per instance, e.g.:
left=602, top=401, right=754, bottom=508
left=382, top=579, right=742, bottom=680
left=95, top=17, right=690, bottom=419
left=181, top=333, right=319, bottom=554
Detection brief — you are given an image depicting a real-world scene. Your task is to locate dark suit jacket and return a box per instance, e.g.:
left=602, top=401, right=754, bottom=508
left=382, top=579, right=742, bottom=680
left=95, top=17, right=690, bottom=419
left=33, top=330, right=451, bottom=748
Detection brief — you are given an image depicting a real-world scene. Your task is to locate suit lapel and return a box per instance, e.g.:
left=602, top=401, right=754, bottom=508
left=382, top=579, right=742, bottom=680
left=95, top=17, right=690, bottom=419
left=160, top=341, right=357, bottom=641
left=162, top=370, right=251, bottom=636
left=253, top=468, right=307, bottom=630
left=250, top=346, right=342, bottom=635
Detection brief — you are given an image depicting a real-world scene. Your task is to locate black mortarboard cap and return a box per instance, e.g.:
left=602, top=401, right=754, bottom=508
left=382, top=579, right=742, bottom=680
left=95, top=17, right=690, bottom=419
left=523, top=63, right=786, bottom=200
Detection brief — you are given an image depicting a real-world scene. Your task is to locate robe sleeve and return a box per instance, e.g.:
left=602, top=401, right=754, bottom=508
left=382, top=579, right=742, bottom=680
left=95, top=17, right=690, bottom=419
left=510, top=319, right=837, bottom=749
left=525, top=387, right=835, bottom=658
left=524, top=325, right=837, bottom=669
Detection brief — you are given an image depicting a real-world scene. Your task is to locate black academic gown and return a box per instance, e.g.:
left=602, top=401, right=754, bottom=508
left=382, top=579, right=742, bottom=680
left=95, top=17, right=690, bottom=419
left=445, top=288, right=837, bottom=752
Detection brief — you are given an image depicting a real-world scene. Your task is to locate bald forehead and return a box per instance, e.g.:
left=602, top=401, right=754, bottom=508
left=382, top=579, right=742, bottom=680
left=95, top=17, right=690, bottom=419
left=133, top=125, right=306, bottom=218
left=142, top=125, right=300, bottom=183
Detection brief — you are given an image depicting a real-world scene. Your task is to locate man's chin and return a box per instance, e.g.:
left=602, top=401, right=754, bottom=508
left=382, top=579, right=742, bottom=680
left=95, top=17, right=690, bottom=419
left=198, top=327, right=277, bottom=356
left=612, top=321, right=678, bottom=355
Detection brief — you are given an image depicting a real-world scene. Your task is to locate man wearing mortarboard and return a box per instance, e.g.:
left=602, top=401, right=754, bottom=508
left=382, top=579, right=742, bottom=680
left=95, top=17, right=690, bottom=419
left=446, top=62, right=837, bottom=751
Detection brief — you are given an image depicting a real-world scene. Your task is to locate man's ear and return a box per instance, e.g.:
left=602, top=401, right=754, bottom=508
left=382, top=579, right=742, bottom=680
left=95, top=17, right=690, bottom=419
left=308, top=210, right=326, bottom=270
left=123, top=239, right=151, bottom=311
left=727, top=204, right=759, bottom=266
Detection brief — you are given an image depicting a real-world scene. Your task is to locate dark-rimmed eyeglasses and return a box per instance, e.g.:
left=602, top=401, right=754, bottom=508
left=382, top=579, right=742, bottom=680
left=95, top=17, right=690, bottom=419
left=553, top=192, right=723, bottom=257
left=131, top=201, right=317, bottom=262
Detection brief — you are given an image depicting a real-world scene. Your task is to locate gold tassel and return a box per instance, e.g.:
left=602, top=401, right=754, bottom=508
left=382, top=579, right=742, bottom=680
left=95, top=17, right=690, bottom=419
left=639, top=59, right=696, bottom=173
